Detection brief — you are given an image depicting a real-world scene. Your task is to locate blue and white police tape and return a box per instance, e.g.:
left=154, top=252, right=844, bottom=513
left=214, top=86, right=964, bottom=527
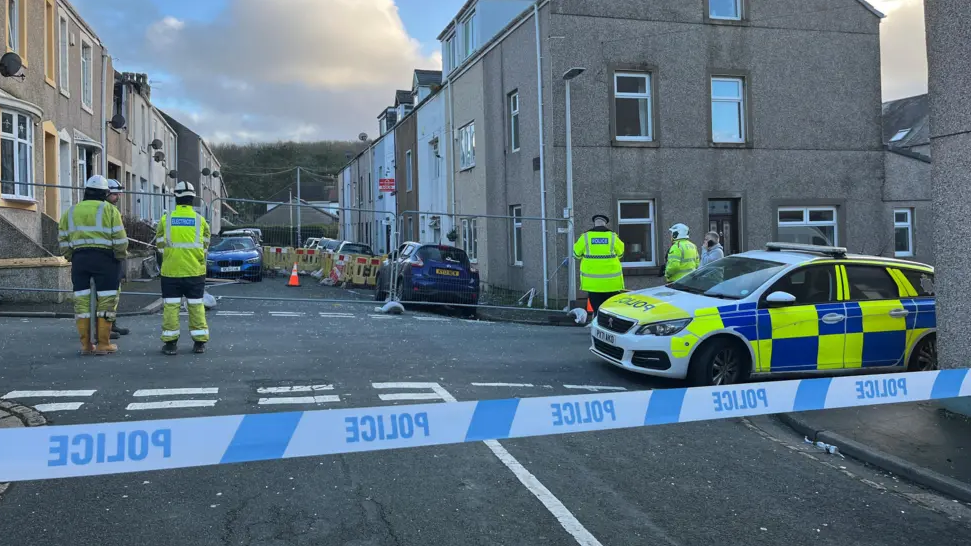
left=1, top=369, right=968, bottom=482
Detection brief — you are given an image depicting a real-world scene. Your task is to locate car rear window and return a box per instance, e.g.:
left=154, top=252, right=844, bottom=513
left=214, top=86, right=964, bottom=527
left=418, top=246, right=469, bottom=266
left=340, top=244, right=372, bottom=255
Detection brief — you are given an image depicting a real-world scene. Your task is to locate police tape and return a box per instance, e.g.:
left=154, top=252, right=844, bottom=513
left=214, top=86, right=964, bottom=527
left=0, top=369, right=968, bottom=482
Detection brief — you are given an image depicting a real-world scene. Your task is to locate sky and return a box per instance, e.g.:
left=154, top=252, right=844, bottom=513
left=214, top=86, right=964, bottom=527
left=70, top=0, right=926, bottom=145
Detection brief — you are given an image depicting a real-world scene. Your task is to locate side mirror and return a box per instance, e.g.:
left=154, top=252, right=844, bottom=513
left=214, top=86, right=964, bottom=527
left=765, top=291, right=797, bottom=305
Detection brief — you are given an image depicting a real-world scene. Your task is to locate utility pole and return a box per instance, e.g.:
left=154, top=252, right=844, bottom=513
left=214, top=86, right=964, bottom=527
left=296, top=166, right=302, bottom=247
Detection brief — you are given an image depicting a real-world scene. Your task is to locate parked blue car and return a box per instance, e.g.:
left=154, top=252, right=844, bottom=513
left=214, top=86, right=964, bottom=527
left=206, top=237, right=263, bottom=281
left=374, top=242, right=479, bottom=317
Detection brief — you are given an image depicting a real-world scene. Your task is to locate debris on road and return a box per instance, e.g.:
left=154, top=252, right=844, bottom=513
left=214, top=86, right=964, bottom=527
left=805, top=436, right=844, bottom=457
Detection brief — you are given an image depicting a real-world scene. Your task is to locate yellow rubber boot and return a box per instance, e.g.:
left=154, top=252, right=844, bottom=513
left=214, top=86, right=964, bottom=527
left=76, top=318, right=94, bottom=356
left=95, top=318, right=118, bottom=355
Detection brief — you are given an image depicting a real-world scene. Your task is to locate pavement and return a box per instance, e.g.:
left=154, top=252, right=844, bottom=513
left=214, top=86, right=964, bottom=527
left=1, top=277, right=971, bottom=545
left=0, top=278, right=164, bottom=317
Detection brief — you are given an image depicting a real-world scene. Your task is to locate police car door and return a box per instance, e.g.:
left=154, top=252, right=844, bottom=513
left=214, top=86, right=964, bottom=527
left=758, top=265, right=845, bottom=373
left=841, top=265, right=909, bottom=368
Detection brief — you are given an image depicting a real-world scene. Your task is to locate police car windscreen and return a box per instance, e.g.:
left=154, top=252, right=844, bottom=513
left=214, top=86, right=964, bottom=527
left=671, top=257, right=786, bottom=300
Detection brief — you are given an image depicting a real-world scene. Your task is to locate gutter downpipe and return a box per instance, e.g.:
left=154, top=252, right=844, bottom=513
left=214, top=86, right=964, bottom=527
left=100, top=51, right=108, bottom=175
left=534, top=2, right=549, bottom=308
left=447, top=76, right=456, bottom=244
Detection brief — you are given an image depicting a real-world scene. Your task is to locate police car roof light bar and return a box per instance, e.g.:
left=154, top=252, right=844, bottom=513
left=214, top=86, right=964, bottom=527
left=765, top=242, right=847, bottom=258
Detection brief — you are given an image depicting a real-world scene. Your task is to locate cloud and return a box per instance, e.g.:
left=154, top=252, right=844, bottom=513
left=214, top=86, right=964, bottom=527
left=869, top=0, right=928, bottom=100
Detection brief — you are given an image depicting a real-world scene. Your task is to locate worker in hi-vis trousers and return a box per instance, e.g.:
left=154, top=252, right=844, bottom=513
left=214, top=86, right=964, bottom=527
left=58, top=175, right=129, bottom=356
left=155, top=181, right=211, bottom=355
left=106, top=179, right=131, bottom=340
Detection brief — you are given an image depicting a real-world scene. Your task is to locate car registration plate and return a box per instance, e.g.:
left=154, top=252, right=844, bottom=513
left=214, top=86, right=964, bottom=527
left=594, top=328, right=615, bottom=345
left=435, top=268, right=460, bottom=276
left=222, top=266, right=241, bottom=272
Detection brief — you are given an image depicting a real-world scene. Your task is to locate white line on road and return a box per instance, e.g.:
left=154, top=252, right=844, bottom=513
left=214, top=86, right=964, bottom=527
left=216, top=311, right=254, bottom=316
left=256, top=385, right=334, bottom=394
left=3, top=390, right=97, bottom=398
left=368, top=314, right=397, bottom=319
left=414, top=317, right=451, bottom=322
left=471, top=383, right=535, bottom=388
left=270, top=312, right=306, bottom=317
left=133, top=388, right=219, bottom=397
left=372, top=382, right=454, bottom=402
left=319, top=313, right=355, bottom=318
left=377, top=393, right=444, bottom=401
left=126, top=400, right=218, bottom=410
left=257, top=395, right=341, bottom=405
left=34, top=402, right=85, bottom=412
left=563, top=385, right=627, bottom=392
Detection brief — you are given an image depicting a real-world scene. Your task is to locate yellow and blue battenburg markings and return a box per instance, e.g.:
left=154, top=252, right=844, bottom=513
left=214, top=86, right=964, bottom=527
left=0, top=370, right=967, bottom=483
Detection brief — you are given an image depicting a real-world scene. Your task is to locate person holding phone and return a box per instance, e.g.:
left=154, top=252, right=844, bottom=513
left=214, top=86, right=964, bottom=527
left=700, top=231, right=725, bottom=267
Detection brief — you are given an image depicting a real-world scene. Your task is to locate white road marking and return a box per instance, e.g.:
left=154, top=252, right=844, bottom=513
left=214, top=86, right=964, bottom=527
left=34, top=402, right=86, bottom=412
left=216, top=311, right=254, bottom=316
left=257, top=395, right=341, bottom=405
left=463, top=320, right=492, bottom=324
left=319, top=312, right=355, bottom=318
left=270, top=312, right=306, bottom=317
left=377, top=393, right=444, bottom=401
left=133, top=388, right=219, bottom=396
left=3, top=390, right=96, bottom=398
left=431, top=385, right=603, bottom=546
left=127, top=400, right=217, bottom=410
left=471, top=382, right=535, bottom=388
left=256, top=385, right=334, bottom=394
left=372, top=382, right=454, bottom=402
left=414, top=317, right=450, bottom=322
left=563, top=385, right=627, bottom=392
left=368, top=314, right=397, bottom=319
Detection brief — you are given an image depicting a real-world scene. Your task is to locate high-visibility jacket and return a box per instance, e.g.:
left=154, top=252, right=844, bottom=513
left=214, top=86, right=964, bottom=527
left=573, top=230, right=625, bottom=293
left=665, top=238, right=700, bottom=282
left=57, top=200, right=128, bottom=261
left=155, top=205, right=210, bottom=278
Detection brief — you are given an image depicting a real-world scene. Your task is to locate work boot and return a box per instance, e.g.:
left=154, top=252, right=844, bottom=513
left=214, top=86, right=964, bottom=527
left=110, top=331, right=120, bottom=340
left=162, top=341, right=178, bottom=356
left=94, top=318, right=118, bottom=355
left=76, top=318, right=94, bottom=356
left=112, top=323, right=130, bottom=336
left=193, top=341, right=206, bottom=354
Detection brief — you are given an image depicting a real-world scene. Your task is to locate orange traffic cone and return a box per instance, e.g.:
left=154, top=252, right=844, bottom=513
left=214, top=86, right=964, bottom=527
left=286, top=263, right=300, bottom=287
left=586, top=299, right=593, bottom=313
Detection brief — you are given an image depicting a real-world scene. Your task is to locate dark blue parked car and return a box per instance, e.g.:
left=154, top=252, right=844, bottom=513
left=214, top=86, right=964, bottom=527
left=206, top=237, right=263, bottom=281
left=375, top=242, right=479, bottom=317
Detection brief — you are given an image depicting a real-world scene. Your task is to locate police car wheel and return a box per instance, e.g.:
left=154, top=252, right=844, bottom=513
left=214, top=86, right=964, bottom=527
left=688, top=338, right=751, bottom=387
left=907, top=335, right=937, bottom=372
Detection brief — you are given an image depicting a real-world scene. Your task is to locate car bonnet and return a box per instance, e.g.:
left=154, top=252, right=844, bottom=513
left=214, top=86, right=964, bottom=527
left=598, top=286, right=738, bottom=325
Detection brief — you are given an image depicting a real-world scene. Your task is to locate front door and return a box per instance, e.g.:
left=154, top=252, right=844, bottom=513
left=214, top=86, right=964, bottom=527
left=708, top=199, right=740, bottom=255
left=841, top=265, right=909, bottom=368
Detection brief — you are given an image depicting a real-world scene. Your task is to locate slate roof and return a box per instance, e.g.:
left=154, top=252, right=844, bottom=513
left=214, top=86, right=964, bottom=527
left=882, top=94, right=929, bottom=150
left=395, top=90, right=414, bottom=106
left=415, top=70, right=442, bottom=88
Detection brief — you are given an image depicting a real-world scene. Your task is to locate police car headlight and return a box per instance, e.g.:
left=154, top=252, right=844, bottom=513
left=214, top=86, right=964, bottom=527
left=245, top=257, right=261, bottom=264
left=636, top=319, right=691, bottom=336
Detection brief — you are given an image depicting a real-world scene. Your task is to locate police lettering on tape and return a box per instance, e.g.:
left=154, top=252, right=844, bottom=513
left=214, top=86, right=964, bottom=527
left=0, top=369, right=967, bottom=482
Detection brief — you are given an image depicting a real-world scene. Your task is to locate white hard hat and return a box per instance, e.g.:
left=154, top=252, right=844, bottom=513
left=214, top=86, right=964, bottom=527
left=107, top=179, right=123, bottom=194
left=174, top=181, right=196, bottom=198
left=669, top=223, right=690, bottom=239
left=84, top=175, right=110, bottom=191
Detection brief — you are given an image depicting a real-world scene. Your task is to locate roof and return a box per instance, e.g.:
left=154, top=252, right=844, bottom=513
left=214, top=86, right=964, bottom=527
left=882, top=94, right=929, bottom=149
left=395, top=90, right=414, bottom=106
left=855, top=0, right=885, bottom=18
left=414, top=70, right=443, bottom=88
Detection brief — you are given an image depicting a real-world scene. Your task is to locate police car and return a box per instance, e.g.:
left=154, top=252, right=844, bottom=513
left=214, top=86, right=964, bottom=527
left=590, top=243, right=936, bottom=386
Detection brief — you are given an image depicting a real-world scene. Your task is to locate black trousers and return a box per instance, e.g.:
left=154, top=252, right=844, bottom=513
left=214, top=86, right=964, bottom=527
left=71, top=249, right=120, bottom=293
left=588, top=291, right=621, bottom=315
left=161, top=275, right=206, bottom=299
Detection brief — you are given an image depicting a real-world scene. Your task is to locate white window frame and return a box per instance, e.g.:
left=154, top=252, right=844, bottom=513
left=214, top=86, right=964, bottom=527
left=7, top=0, right=20, bottom=54
left=617, top=200, right=657, bottom=268
left=80, top=38, right=93, bottom=112
left=462, top=11, right=476, bottom=59
left=509, top=91, right=520, bottom=152
left=709, top=0, right=742, bottom=21
left=75, top=146, right=89, bottom=203
left=613, top=72, right=653, bottom=142
left=430, top=140, right=440, bottom=178
left=777, top=206, right=839, bottom=246
left=711, top=76, right=746, bottom=143
left=511, top=205, right=523, bottom=266
left=58, top=13, right=69, bottom=95
left=405, top=149, right=413, bottom=192
left=459, top=122, right=475, bottom=170
left=462, top=218, right=479, bottom=263
left=893, top=208, right=914, bottom=258
left=0, top=110, right=35, bottom=201
left=445, top=33, right=456, bottom=72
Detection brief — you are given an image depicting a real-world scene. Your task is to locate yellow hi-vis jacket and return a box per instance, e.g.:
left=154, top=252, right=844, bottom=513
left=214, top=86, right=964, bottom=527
left=155, top=205, right=211, bottom=278
left=665, top=238, right=700, bottom=282
left=574, top=230, right=625, bottom=293
left=58, top=200, right=128, bottom=261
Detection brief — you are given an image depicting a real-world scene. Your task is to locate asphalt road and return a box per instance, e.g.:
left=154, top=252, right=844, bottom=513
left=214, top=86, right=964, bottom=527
left=1, top=279, right=970, bottom=545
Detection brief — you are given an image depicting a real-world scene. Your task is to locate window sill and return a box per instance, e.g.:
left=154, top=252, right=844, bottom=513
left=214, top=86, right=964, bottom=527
left=59, top=88, right=70, bottom=99
left=459, top=165, right=475, bottom=172
left=710, top=141, right=751, bottom=149
left=1, top=194, right=38, bottom=204
left=612, top=139, right=659, bottom=148
left=81, top=104, right=94, bottom=116
left=894, top=253, right=914, bottom=259
left=705, top=17, right=748, bottom=26
left=45, top=77, right=57, bottom=89
left=511, top=147, right=520, bottom=154
left=622, top=265, right=661, bottom=277
left=512, top=262, right=523, bottom=268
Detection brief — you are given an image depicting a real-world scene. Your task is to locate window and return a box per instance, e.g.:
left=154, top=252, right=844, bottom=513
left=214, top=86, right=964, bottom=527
left=844, top=266, right=899, bottom=301
left=889, top=128, right=910, bottom=143
left=459, top=122, right=475, bottom=170
left=462, top=12, right=476, bottom=58
left=709, top=0, right=742, bottom=20
left=900, top=269, right=935, bottom=297
left=766, top=266, right=838, bottom=305
left=58, top=15, right=69, bottom=92
left=777, top=206, right=838, bottom=246
left=76, top=147, right=89, bottom=202
left=511, top=205, right=523, bottom=265
left=462, top=218, right=478, bottom=262
left=617, top=200, right=656, bottom=266
left=407, top=216, right=415, bottom=241
left=0, top=111, right=34, bottom=199
left=81, top=40, right=93, bottom=110
left=139, top=178, right=149, bottom=220
left=140, top=105, right=147, bottom=147
left=508, top=91, right=520, bottom=151
left=894, top=208, right=913, bottom=257
left=45, top=0, right=55, bottom=83
left=711, top=77, right=745, bottom=143
left=430, top=140, right=440, bottom=178
left=445, top=34, right=456, bottom=72
left=614, top=72, right=653, bottom=141
left=7, top=0, right=20, bottom=55
left=405, top=150, right=413, bottom=192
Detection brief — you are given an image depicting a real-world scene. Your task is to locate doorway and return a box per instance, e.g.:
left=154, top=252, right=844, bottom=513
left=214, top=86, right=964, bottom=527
left=707, top=198, right=741, bottom=256
left=58, top=140, right=72, bottom=217
left=44, top=131, right=58, bottom=218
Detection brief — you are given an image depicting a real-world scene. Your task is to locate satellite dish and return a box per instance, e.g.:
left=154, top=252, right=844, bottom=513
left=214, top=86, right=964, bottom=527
left=168, top=170, right=179, bottom=179
left=151, top=138, right=163, bottom=150
left=201, top=168, right=212, bottom=177
left=358, top=133, right=368, bottom=142
left=0, top=52, right=22, bottom=78
left=154, top=151, right=165, bottom=162
left=110, top=114, right=126, bottom=129
left=211, top=170, right=220, bottom=178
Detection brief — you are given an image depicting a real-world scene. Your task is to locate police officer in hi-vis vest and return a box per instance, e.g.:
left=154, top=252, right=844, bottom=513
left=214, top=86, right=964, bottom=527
left=58, top=175, right=129, bottom=356
left=574, top=214, right=625, bottom=316
left=155, top=181, right=211, bottom=355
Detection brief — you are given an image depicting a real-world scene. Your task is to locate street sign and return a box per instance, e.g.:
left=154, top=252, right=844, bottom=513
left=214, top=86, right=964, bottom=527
left=379, top=178, right=395, bottom=192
